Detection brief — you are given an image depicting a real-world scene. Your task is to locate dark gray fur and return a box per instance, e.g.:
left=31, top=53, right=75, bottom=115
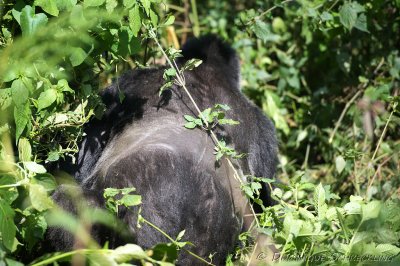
left=46, top=36, right=278, bottom=265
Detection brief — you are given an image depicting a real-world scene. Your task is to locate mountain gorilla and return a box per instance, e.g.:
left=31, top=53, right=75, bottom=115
left=46, top=35, right=277, bottom=265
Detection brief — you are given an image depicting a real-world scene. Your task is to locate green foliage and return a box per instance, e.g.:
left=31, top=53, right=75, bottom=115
left=1, top=0, right=399, bottom=265
left=183, top=104, right=239, bottom=130
left=103, top=187, right=142, bottom=215
left=259, top=177, right=400, bottom=265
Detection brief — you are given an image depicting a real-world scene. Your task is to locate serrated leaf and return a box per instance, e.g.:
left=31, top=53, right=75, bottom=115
left=120, top=194, right=142, bottom=207
left=70, top=47, right=87, bottom=66
left=320, top=11, right=333, bottom=21
left=123, top=0, right=135, bottom=8
left=29, top=184, right=54, bottom=211
left=362, top=200, right=381, bottom=222
left=11, top=79, right=29, bottom=106
left=253, top=19, right=269, bottom=42
left=375, top=244, right=400, bottom=256
left=24, top=162, right=47, bottom=173
left=106, top=0, right=118, bottom=13
left=18, top=138, right=32, bottom=162
left=339, top=2, right=358, bottom=30
left=184, top=122, right=197, bottom=129
left=33, top=173, right=57, bottom=192
left=83, top=0, right=105, bottom=7
left=55, top=0, right=78, bottom=12
left=344, top=201, right=362, bottom=214
left=140, top=0, right=150, bottom=16
left=149, top=9, right=158, bottom=27
left=184, top=115, right=196, bottom=122
left=165, top=68, right=176, bottom=77
left=14, top=103, right=31, bottom=142
left=0, top=199, right=16, bottom=251
left=57, top=79, right=74, bottom=93
left=37, top=89, right=57, bottom=110
left=129, top=5, right=141, bottom=36
left=314, top=183, right=327, bottom=220
left=110, top=244, right=148, bottom=263
left=35, top=0, right=59, bottom=16
left=164, top=15, right=175, bottom=26
left=354, top=13, right=369, bottom=33
left=219, top=119, right=239, bottom=125
left=20, top=5, right=48, bottom=36
left=335, top=155, right=346, bottom=174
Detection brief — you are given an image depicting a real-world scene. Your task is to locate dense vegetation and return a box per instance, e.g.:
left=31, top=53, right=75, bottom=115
left=0, top=0, right=399, bottom=265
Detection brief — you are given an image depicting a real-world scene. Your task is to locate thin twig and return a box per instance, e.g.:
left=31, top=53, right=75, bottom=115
left=371, top=103, right=397, bottom=161
left=247, top=0, right=295, bottom=25
left=329, top=90, right=362, bottom=143
left=150, top=29, right=261, bottom=228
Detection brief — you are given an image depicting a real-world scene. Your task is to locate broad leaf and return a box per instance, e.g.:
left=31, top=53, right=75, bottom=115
left=20, top=5, right=48, bottom=36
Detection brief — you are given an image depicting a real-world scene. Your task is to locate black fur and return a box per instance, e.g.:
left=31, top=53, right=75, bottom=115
left=45, top=36, right=278, bottom=265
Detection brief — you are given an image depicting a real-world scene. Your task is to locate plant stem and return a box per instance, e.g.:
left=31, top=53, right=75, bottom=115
left=247, top=0, right=295, bottom=25
left=142, top=217, right=215, bottom=266
left=190, top=0, right=200, bottom=36
left=329, top=90, right=362, bottom=143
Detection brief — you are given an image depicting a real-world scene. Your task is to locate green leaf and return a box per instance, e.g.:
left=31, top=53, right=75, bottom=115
left=57, top=79, right=74, bottom=93
left=83, top=0, right=105, bottom=7
left=149, top=9, right=158, bottom=27
left=18, top=138, right=32, bottom=162
left=335, top=155, right=346, bottom=174
left=314, top=183, right=327, bottom=220
left=38, top=89, right=57, bottom=110
left=219, top=119, right=239, bottom=125
left=182, top=59, right=202, bottom=71
left=362, top=200, right=381, bottom=222
left=164, top=15, right=175, bottom=26
left=5, top=259, right=24, bottom=266
left=320, top=11, right=333, bottom=22
left=253, top=19, right=269, bottom=42
left=11, top=79, right=29, bottom=106
left=110, top=243, right=148, bottom=263
left=120, top=194, right=142, bottom=207
left=123, top=0, right=135, bottom=8
left=252, top=19, right=280, bottom=43
left=375, top=244, right=400, bottom=256
left=24, top=162, right=47, bottom=173
left=20, top=213, right=47, bottom=251
left=20, top=5, right=48, bottom=36
left=70, top=47, right=88, bottom=66
left=151, top=243, right=177, bottom=263
left=354, top=13, right=369, bottom=33
left=339, top=2, right=358, bottom=30
left=29, top=184, right=54, bottom=211
left=344, top=201, right=362, bottom=214
left=140, top=0, right=150, bottom=16
left=0, top=175, right=18, bottom=204
left=129, top=5, right=142, bottom=37
left=165, top=68, right=176, bottom=77
left=176, top=230, right=185, bottom=241
left=35, top=0, right=59, bottom=16
left=106, top=0, right=118, bottom=13
left=33, top=173, right=57, bottom=192
left=14, top=103, right=31, bottom=142
left=0, top=199, right=16, bottom=251
left=184, top=122, right=197, bottom=129
left=55, top=0, right=78, bottom=11
left=184, top=115, right=196, bottom=122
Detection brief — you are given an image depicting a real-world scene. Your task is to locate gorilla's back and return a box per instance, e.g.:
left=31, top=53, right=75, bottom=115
left=48, top=36, right=277, bottom=265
